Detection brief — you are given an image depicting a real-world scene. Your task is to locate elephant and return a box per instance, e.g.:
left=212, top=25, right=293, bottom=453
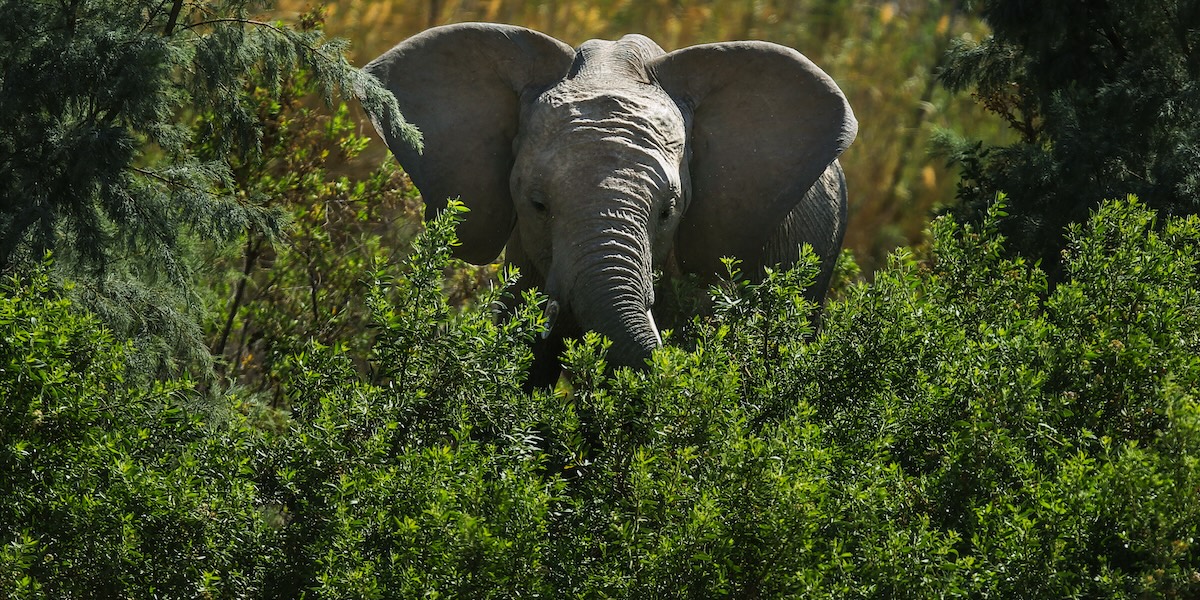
left=363, top=23, right=857, bottom=388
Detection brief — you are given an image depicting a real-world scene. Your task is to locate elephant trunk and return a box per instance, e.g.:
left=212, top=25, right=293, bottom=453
left=552, top=221, right=661, bottom=370
left=581, top=286, right=662, bottom=369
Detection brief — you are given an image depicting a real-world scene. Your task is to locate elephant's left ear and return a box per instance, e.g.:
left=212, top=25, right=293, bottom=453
left=651, top=42, right=857, bottom=275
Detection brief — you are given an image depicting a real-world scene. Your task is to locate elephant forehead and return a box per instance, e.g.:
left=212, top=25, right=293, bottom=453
left=529, top=87, right=686, bottom=158
left=523, top=134, right=682, bottom=199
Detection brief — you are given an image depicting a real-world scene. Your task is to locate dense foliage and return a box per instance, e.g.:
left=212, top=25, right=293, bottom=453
left=0, top=270, right=274, bottom=597
left=939, top=0, right=1200, bottom=275
left=0, top=0, right=410, bottom=377
left=4, top=199, right=1198, bottom=597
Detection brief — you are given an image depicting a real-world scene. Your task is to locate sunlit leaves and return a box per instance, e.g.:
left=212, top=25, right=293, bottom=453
left=5, top=195, right=1200, bottom=596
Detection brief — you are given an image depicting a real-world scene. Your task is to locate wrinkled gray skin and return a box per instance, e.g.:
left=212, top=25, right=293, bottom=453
left=364, top=23, right=857, bottom=388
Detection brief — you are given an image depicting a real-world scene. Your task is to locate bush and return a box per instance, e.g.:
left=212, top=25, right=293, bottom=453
left=0, top=265, right=273, bottom=597
left=263, top=197, right=1200, bottom=597
left=3, top=198, right=1198, bottom=597
left=254, top=201, right=550, bottom=596
left=796, top=197, right=1200, bottom=597
left=196, top=64, right=428, bottom=400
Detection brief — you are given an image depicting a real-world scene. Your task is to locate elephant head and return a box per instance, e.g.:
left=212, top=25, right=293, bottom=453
left=363, top=23, right=857, bottom=376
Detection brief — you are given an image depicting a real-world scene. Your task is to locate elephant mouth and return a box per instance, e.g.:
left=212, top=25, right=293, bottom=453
left=543, top=298, right=661, bottom=352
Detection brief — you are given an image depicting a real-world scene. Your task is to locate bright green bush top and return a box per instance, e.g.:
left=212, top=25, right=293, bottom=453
left=3, top=198, right=1199, bottom=598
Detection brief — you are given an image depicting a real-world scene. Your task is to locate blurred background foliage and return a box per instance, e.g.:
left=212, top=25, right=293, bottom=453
left=273, top=0, right=1011, bottom=271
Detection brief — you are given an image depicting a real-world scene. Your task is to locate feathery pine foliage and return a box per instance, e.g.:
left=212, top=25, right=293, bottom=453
left=0, top=0, right=410, bottom=377
left=938, top=0, right=1200, bottom=275
left=5, top=199, right=1199, bottom=597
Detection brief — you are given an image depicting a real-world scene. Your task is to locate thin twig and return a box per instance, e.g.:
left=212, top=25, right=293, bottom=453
left=215, top=236, right=264, bottom=365
left=180, top=17, right=287, bottom=35
left=131, top=166, right=214, bottom=196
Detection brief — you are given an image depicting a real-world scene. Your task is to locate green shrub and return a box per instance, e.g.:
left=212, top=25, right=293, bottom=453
left=196, top=65, right=427, bottom=400
left=3, top=198, right=1198, bottom=597
left=0, top=265, right=273, bottom=598
left=255, top=201, right=551, bottom=596
left=263, top=197, right=1199, bottom=597
left=793, top=197, right=1200, bottom=597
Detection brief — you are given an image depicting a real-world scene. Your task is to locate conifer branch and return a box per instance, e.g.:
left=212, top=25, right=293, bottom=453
left=0, top=207, right=50, bottom=270
left=181, top=17, right=287, bottom=35
left=131, top=167, right=213, bottom=196
left=177, top=17, right=341, bottom=64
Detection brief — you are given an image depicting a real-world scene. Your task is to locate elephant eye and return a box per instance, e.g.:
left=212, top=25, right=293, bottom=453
left=530, top=198, right=548, bottom=214
left=659, top=200, right=676, bottom=222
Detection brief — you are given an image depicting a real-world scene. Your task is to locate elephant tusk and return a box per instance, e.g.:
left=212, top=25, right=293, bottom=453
left=542, top=299, right=560, bottom=339
left=646, top=308, right=663, bottom=348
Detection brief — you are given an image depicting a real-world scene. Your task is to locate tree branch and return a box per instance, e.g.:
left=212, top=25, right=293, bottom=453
left=0, top=204, right=51, bottom=271
left=131, top=166, right=215, bottom=196
left=163, top=0, right=184, bottom=36
left=177, top=17, right=340, bottom=64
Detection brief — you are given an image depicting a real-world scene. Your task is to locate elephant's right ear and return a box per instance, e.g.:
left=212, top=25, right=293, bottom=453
left=363, top=23, right=574, bottom=263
